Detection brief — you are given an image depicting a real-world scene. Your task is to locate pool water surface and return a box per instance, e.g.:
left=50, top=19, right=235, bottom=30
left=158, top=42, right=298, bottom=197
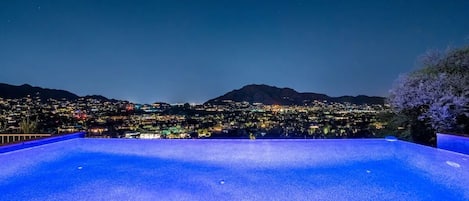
left=1, top=138, right=468, bottom=201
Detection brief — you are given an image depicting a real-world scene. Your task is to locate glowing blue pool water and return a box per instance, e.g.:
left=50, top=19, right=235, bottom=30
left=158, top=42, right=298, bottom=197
left=1, top=138, right=469, bottom=201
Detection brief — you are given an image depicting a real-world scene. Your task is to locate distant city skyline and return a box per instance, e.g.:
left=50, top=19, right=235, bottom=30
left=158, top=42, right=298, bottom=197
left=1, top=0, right=469, bottom=104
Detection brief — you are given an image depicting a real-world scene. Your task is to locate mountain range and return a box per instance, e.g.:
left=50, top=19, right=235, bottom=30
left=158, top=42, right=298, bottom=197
left=205, top=84, right=385, bottom=105
left=0, top=83, right=385, bottom=105
left=0, top=83, right=114, bottom=102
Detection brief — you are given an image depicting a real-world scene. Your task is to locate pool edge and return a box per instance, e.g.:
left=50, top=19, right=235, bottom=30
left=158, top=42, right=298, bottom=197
left=0, top=132, right=86, bottom=153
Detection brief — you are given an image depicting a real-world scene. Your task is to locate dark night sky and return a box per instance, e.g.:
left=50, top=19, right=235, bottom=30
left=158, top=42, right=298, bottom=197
left=1, top=0, right=468, bottom=104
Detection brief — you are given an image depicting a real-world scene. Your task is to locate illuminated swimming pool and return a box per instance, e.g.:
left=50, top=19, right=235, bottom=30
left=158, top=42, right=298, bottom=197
left=1, top=136, right=468, bottom=201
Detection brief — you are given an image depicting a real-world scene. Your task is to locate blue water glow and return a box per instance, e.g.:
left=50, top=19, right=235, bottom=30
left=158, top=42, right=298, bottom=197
left=1, top=138, right=468, bottom=201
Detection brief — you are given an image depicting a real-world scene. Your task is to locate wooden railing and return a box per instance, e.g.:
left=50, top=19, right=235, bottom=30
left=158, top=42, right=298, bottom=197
left=0, top=134, right=52, bottom=145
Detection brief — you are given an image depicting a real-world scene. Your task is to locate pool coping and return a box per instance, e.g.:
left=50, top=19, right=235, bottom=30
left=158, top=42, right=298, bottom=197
left=437, top=133, right=469, bottom=155
left=0, top=132, right=86, bottom=154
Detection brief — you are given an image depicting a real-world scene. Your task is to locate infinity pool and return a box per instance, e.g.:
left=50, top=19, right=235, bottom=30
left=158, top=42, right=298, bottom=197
left=1, top=137, right=468, bottom=201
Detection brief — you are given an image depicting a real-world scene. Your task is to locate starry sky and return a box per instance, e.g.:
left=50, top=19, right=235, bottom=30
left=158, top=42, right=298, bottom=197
left=1, top=0, right=468, bottom=104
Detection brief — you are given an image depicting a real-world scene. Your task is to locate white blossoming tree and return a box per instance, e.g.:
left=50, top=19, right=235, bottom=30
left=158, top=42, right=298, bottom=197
left=388, top=45, right=469, bottom=145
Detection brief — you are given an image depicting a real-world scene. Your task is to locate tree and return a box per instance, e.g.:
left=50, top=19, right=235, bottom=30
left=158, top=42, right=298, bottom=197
left=0, top=120, right=6, bottom=133
left=372, top=111, right=412, bottom=140
left=388, top=45, right=469, bottom=145
left=19, top=115, right=38, bottom=134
